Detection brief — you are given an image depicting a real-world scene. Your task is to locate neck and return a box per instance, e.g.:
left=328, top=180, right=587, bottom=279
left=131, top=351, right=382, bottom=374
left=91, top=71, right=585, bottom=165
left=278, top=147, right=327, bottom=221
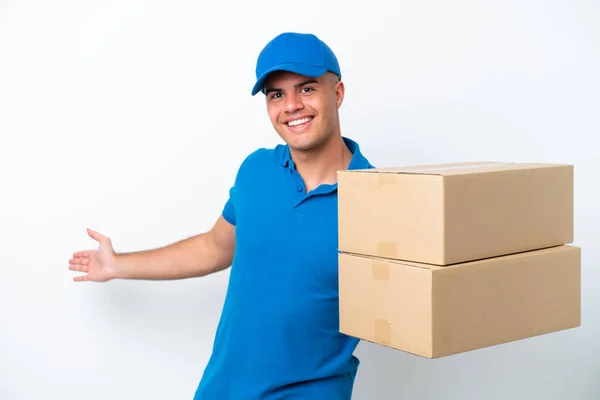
left=290, top=134, right=353, bottom=192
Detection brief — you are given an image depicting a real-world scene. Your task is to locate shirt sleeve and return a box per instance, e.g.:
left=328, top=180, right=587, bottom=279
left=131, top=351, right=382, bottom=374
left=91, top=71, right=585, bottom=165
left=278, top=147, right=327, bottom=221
left=221, top=185, right=236, bottom=226
left=220, top=148, right=265, bottom=227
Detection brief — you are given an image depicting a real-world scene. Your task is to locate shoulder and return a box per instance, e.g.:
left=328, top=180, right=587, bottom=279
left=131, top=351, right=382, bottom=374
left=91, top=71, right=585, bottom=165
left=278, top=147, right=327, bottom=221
left=238, top=145, right=282, bottom=168
left=233, top=143, right=286, bottom=178
left=242, top=145, right=281, bottom=165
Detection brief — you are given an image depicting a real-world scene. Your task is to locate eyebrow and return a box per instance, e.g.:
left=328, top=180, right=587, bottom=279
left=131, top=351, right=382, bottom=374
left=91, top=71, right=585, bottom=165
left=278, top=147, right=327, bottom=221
left=264, top=79, right=319, bottom=94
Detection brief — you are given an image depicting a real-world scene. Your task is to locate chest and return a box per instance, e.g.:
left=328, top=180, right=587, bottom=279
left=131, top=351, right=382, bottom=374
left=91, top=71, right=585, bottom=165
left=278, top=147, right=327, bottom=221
left=233, top=174, right=340, bottom=287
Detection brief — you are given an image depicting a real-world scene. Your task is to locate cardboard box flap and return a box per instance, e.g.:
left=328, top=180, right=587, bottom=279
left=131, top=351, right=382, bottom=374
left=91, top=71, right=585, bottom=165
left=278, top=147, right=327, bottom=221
left=339, top=245, right=573, bottom=271
left=338, top=250, right=444, bottom=271
left=344, top=161, right=570, bottom=176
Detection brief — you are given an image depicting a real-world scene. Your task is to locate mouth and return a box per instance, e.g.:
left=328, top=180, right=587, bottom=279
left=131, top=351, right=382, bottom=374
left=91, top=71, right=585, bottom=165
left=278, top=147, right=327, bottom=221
left=284, top=116, right=314, bottom=132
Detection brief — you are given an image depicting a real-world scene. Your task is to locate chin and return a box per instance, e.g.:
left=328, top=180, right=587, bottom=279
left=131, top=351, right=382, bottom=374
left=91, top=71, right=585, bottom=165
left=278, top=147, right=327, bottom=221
left=275, top=120, right=332, bottom=151
left=282, top=131, right=319, bottom=150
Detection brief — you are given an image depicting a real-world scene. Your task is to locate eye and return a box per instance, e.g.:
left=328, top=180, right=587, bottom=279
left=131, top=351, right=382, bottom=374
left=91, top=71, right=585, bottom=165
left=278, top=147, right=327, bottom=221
left=301, top=87, right=315, bottom=93
left=270, top=92, right=282, bottom=100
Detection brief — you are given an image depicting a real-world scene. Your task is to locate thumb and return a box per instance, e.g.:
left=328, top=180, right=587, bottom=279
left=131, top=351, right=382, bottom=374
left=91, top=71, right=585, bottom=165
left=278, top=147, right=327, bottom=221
left=87, top=228, right=108, bottom=243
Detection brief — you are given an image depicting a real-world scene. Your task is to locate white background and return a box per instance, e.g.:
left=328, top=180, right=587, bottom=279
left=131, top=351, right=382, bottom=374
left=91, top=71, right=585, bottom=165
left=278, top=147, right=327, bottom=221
left=1, top=0, right=599, bottom=399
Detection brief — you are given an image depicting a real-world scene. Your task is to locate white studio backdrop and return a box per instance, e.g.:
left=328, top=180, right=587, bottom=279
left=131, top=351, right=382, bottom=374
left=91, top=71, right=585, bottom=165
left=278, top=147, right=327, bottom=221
left=1, top=0, right=599, bottom=399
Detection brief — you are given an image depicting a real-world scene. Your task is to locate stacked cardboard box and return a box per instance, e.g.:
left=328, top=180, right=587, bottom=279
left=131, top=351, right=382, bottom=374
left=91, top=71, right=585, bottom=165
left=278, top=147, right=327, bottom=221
left=337, top=161, right=580, bottom=358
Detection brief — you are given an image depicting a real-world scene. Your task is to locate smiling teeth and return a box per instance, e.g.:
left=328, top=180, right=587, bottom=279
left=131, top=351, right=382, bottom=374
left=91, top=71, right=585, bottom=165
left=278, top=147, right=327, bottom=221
left=287, top=117, right=312, bottom=127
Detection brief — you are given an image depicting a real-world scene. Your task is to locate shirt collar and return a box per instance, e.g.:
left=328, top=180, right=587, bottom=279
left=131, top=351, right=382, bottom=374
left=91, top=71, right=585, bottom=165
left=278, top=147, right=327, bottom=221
left=279, top=136, right=371, bottom=170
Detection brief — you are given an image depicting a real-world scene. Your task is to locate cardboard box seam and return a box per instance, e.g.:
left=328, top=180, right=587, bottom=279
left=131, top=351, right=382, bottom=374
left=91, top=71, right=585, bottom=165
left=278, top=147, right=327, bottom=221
left=338, top=244, right=575, bottom=270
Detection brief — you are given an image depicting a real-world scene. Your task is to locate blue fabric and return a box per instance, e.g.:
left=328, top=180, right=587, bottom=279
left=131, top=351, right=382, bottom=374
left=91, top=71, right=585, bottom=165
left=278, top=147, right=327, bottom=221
left=251, top=32, right=341, bottom=96
left=194, top=137, right=374, bottom=399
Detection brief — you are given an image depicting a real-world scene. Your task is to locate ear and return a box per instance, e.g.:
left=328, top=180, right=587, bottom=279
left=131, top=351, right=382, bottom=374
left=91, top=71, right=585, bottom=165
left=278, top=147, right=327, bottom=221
left=335, top=80, right=345, bottom=109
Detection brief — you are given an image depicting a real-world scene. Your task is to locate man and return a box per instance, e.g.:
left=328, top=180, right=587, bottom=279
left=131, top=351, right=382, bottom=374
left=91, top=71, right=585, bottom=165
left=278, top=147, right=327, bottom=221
left=69, top=32, right=374, bottom=399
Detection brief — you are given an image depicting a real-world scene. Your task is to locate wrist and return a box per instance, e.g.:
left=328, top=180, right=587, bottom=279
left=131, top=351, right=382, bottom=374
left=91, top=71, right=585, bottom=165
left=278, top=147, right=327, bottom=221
left=109, top=253, right=123, bottom=280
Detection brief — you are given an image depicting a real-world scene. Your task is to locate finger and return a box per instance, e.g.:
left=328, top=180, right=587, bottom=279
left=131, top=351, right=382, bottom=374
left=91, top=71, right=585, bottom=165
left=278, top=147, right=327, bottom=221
left=70, top=257, right=90, bottom=265
left=73, top=250, right=94, bottom=258
left=73, top=275, right=90, bottom=282
left=69, top=256, right=90, bottom=265
left=69, top=263, right=89, bottom=273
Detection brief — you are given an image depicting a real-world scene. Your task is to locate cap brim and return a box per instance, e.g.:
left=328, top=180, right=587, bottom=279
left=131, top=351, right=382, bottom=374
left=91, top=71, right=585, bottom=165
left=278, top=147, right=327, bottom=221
left=251, top=63, right=327, bottom=96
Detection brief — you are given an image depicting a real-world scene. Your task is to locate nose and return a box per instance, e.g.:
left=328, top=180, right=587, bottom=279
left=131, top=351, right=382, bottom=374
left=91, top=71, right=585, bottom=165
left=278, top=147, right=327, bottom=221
left=284, top=92, right=304, bottom=113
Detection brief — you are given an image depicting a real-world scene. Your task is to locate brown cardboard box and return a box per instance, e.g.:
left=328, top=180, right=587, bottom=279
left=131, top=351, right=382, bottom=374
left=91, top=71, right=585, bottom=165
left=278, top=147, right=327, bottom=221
left=337, top=162, right=574, bottom=265
left=338, top=245, right=581, bottom=358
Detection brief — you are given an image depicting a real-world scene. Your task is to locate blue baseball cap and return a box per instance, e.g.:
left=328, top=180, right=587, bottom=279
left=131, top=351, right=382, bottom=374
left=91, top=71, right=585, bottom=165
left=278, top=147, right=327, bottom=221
left=251, top=32, right=341, bottom=96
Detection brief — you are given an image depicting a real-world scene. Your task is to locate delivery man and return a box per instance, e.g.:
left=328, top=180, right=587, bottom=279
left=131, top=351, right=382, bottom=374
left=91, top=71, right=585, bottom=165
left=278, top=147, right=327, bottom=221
left=69, top=32, right=374, bottom=399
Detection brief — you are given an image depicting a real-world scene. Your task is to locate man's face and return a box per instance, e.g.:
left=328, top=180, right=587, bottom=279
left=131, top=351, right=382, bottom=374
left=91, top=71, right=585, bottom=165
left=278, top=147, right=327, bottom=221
left=263, top=71, right=344, bottom=152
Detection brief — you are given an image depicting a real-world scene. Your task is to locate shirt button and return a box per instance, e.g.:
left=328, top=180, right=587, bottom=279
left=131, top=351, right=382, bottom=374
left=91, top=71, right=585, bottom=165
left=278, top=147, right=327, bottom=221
left=297, top=186, right=303, bottom=192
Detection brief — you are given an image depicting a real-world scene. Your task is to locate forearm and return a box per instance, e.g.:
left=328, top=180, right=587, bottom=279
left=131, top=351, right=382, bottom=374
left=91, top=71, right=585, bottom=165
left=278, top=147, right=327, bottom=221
left=113, top=232, right=232, bottom=280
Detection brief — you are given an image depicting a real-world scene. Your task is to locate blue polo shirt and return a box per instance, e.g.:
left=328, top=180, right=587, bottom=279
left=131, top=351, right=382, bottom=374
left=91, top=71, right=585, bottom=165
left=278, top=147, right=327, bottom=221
left=194, top=137, right=374, bottom=400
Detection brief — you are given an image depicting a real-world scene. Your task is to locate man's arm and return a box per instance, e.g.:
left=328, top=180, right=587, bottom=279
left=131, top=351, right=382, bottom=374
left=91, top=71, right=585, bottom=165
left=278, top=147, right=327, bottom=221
left=114, top=215, right=236, bottom=280
left=69, top=215, right=235, bottom=282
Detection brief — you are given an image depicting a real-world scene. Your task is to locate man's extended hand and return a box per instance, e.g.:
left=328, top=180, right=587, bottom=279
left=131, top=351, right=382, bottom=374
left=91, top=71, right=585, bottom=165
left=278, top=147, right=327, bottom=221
left=69, top=228, right=117, bottom=282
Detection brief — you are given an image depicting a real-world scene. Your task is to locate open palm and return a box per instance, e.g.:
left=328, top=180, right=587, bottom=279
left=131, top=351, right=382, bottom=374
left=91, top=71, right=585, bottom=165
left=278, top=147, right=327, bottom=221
left=69, top=228, right=117, bottom=282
